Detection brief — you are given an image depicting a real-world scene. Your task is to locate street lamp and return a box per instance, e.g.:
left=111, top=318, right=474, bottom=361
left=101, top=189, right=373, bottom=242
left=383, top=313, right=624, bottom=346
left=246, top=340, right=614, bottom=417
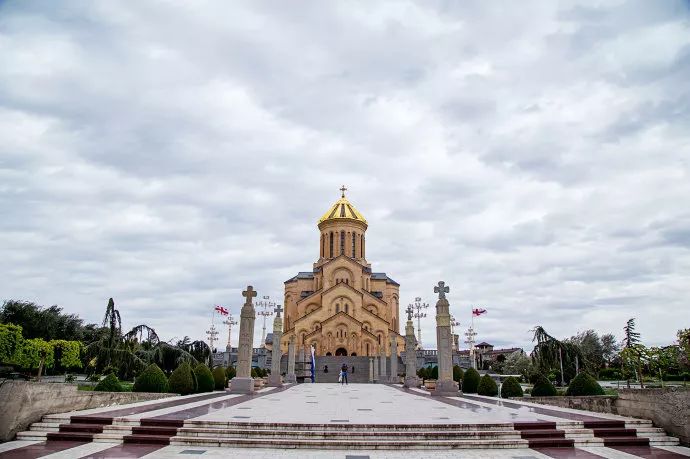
left=205, top=324, right=219, bottom=353
left=223, top=313, right=238, bottom=352
left=464, top=326, right=478, bottom=369
left=450, top=315, right=461, bottom=351
left=256, top=295, right=275, bottom=348
left=410, top=297, right=429, bottom=349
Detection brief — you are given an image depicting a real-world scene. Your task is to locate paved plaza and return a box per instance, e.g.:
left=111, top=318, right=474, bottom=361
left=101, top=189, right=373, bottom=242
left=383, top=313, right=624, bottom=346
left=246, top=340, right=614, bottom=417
left=1, top=384, right=688, bottom=458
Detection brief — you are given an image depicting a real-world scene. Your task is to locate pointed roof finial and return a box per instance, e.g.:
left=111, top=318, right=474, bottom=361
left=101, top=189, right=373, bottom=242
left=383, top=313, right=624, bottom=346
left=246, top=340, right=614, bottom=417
left=340, top=185, right=347, bottom=198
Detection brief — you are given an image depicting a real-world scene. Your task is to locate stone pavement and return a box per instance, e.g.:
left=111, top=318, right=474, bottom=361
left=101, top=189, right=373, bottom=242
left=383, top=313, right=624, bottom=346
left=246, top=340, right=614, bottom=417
left=0, top=384, right=688, bottom=458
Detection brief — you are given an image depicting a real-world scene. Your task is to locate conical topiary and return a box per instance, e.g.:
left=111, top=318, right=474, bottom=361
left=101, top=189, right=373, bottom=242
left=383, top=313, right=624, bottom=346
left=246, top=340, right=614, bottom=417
left=500, top=376, right=524, bottom=398
left=168, top=362, right=196, bottom=395
left=453, top=365, right=464, bottom=383
left=477, top=374, right=499, bottom=396
left=212, top=366, right=227, bottom=390
left=194, top=363, right=214, bottom=393
left=133, top=363, right=169, bottom=393
left=566, top=372, right=605, bottom=396
left=94, top=373, right=123, bottom=392
left=462, top=368, right=481, bottom=393
left=531, top=373, right=558, bottom=397
left=225, top=366, right=236, bottom=380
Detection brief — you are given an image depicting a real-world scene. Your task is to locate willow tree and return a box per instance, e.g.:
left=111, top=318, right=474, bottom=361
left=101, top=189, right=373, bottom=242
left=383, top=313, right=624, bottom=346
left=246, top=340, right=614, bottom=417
left=531, top=326, right=583, bottom=386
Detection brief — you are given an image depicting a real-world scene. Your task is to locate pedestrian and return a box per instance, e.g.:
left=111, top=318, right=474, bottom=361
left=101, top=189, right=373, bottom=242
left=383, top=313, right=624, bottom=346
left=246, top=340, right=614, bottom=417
left=340, top=363, right=348, bottom=385
left=324, top=365, right=329, bottom=373
left=352, top=365, right=355, bottom=373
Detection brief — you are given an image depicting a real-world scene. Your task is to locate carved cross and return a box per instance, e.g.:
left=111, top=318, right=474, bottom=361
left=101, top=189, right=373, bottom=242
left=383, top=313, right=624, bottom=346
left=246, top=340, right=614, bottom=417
left=242, top=286, right=257, bottom=304
left=405, top=305, right=413, bottom=321
left=274, top=304, right=283, bottom=317
left=340, top=185, right=347, bottom=197
left=434, top=281, right=449, bottom=299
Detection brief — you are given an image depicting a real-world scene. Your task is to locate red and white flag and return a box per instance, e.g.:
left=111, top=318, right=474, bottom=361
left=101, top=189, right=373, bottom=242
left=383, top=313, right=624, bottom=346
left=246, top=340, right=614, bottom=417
left=214, top=305, right=229, bottom=316
left=472, top=308, right=487, bottom=316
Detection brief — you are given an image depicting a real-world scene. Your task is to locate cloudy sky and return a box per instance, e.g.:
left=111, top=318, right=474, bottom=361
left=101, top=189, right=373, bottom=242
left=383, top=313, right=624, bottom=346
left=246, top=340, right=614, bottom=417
left=1, top=1, right=689, bottom=351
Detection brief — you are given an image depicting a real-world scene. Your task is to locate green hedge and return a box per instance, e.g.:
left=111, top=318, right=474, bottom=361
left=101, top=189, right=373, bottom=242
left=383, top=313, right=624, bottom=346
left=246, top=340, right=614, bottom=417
left=429, top=366, right=439, bottom=379
left=462, top=368, right=481, bottom=393
left=225, top=366, right=236, bottom=380
left=453, top=365, right=464, bottom=383
left=168, top=362, right=196, bottom=395
left=212, top=366, right=227, bottom=390
left=94, top=373, right=123, bottom=392
left=566, top=372, right=605, bottom=396
left=477, top=374, right=498, bottom=396
left=531, top=374, right=557, bottom=397
left=133, top=364, right=169, bottom=393
left=194, top=364, right=215, bottom=393
left=501, top=376, right=523, bottom=398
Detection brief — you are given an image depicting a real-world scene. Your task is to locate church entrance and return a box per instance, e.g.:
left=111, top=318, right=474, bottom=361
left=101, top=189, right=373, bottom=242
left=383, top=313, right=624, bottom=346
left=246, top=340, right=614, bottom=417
left=335, top=347, right=347, bottom=356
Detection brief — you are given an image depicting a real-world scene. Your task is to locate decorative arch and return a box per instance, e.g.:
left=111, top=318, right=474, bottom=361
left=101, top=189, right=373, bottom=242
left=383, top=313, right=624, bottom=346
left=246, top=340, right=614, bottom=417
left=304, top=303, right=319, bottom=315
left=332, top=267, right=354, bottom=286
left=367, top=304, right=379, bottom=316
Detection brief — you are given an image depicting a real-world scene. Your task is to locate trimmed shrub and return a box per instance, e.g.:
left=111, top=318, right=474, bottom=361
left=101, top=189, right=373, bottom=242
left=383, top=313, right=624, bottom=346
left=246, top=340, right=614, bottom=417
left=168, top=362, right=196, bottom=395
left=430, top=366, right=439, bottom=379
left=417, top=367, right=428, bottom=380
left=566, top=372, right=605, bottom=396
left=212, top=366, right=227, bottom=390
left=133, top=364, right=169, bottom=393
left=251, top=368, right=258, bottom=378
left=225, top=366, right=236, bottom=380
left=453, top=365, right=464, bottom=383
left=462, top=368, right=481, bottom=393
left=531, top=374, right=558, bottom=397
left=94, top=373, right=123, bottom=392
left=501, top=376, right=523, bottom=398
left=194, top=363, right=214, bottom=393
left=477, top=374, right=498, bottom=397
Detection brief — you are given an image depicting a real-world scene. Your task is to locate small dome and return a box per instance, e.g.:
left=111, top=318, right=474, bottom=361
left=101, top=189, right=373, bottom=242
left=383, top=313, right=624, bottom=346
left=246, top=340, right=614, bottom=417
left=318, top=188, right=367, bottom=226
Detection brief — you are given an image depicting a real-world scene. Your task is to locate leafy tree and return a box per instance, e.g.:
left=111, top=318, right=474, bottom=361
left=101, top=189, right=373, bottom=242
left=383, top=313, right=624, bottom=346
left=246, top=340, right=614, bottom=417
left=678, top=329, right=690, bottom=370
left=566, top=372, right=604, bottom=396
left=462, top=368, right=481, bottom=393
left=600, top=334, right=620, bottom=367
left=647, top=346, right=680, bottom=386
left=531, top=326, right=582, bottom=386
left=568, top=330, right=604, bottom=375
left=0, top=323, right=23, bottom=364
left=94, top=373, right=123, bottom=392
left=133, top=364, right=169, bottom=393
left=0, top=300, right=95, bottom=342
left=531, top=374, right=557, bottom=397
left=213, top=366, right=227, bottom=390
left=477, top=374, right=498, bottom=396
left=51, top=340, right=82, bottom=371
left=194, top=364, right=215, bottom=393
left=16, top=338, right=54, bottom=380
left=501, top=377, right=524, bottom=398
left=502, top=352, right=533, bottom=379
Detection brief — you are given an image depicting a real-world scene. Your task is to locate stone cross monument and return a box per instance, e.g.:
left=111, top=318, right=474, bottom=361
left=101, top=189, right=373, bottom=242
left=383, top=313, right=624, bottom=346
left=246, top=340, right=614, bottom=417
left=404, top=305, right=421, bottom=388
left=379, top=343, right=387, bottom=380
left=432, top=281, right=458, bottom=396
left=286, top=335, right=296, bottom=383
left=267, top=304, right=284, bottom=387
left=388, top=333, right=399, bottom=383
left=230, top=286, right=257, bottom=394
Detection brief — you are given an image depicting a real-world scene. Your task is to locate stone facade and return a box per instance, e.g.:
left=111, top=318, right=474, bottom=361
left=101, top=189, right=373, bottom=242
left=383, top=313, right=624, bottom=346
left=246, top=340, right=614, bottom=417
left=282, top=190, right=404, bottom=357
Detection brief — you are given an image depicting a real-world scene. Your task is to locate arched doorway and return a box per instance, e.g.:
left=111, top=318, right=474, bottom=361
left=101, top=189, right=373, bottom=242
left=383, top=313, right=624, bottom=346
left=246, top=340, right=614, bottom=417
left=351, top=352, right=357, bottom=356
left=335, top=347, right=347, bottom=356
left=326, top=352, right=332, bottom=356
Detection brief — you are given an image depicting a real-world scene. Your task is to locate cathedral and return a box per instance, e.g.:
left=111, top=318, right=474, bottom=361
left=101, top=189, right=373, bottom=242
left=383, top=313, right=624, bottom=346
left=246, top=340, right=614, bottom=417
left=281, top=188, right=404, bottom=357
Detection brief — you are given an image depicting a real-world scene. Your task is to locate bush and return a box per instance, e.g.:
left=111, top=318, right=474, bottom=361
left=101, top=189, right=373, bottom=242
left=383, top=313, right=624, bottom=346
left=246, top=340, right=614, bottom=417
left=133, top=364, right=169, bottom=393
left=430, top=366, right=439, bottom=379
left=566, top=372, right=605, bottom=396
left=417, top=367, right=428, bottom=380
left=225, top=366, right=236, bottom=380
left=531, top=374, right=558, bottom=397
left=462, top=368, right=481, bottom=393
left=477, top=374, right=498, bottom=396
left=501, top=376, right=524, bottom=398
left=453, top=365, right=464, bottom=383
left=194, top=364, right=215, bottom=393
left=168, top=362, right=196, bottom=395
left=212, top=366, right=227, bottom=390
left=94, top=373, right=123, bottom=392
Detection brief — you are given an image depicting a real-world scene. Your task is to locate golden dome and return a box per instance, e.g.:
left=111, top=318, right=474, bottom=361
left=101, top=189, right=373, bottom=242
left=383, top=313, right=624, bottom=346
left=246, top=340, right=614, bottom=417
left=318, top=187, right=367, bottom=226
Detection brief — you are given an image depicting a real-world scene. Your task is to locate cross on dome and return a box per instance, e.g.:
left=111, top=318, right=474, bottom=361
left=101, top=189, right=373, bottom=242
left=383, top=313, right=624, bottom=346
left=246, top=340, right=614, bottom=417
left=434, top=281, right=449, bottom=300
left=340, top=185, right=347, bottom=197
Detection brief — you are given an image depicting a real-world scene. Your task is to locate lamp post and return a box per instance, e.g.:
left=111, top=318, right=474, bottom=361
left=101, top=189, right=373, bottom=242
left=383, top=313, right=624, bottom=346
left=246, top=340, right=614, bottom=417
left=410, top=297, right=429, bottom=349
left=450, top=315, right=460, bottom=352
left=464, top=326, right=477, bottom=369
left=256, top=295, right=275, bottom=348
left=223, top=313, right=238, bottom=352
left=206, top=324, right=219, bottom=353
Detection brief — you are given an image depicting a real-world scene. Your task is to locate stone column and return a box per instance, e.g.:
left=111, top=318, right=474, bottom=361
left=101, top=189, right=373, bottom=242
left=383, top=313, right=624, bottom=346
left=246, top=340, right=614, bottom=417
left=373, top=355, right=379, bottom=382
left=230, top=286, right=257, bottom=394
left=432, top=281, right=458, bottom=396
left=267, top=307, right=283, bottom=387
left=368, top=357, right=374, bottom=383
left=389, top=334, right=399, bottom=383
left=379, top=344, right=387, bottom=380
left=404, top=316, right=420, bottom=388
left=286, top=335, right=296, bottom=383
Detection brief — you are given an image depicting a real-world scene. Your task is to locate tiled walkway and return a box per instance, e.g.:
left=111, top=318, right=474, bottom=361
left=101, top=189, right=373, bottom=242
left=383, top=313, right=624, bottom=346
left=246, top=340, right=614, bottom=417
left=0, top=384, right=687, bottom=458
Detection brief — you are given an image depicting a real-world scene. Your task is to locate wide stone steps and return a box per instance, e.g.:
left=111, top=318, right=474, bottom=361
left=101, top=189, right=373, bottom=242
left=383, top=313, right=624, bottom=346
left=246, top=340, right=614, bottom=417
left=182, top=421, right=514, bottom=431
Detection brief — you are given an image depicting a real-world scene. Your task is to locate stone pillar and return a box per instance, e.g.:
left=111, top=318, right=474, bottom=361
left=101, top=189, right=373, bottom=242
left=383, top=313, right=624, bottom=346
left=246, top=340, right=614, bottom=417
left=389, top=334, right=398, bottom=383
left=379, top=344, right=387, bottom=380
left=432, top=281, right=458, bottom=396
left=404, top=318, right=420, bottom=388
left=230, top=286, right=257, bottom=394
left=267, top=309, right=283, bottom=387
left=368, top=357, right=374, bottom=383
left=286, top=336, right=296, bottom=383
left=373, top=355, right=379, bottom=382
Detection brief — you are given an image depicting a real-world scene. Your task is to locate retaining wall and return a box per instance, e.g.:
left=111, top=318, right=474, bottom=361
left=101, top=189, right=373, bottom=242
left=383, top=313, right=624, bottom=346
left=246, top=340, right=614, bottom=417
left=0, top=380, right=175, bottom=442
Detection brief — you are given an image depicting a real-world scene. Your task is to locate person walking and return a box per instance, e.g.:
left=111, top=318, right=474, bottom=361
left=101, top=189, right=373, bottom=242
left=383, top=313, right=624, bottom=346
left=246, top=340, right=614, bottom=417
left=340, top=363, right=348, bottom=385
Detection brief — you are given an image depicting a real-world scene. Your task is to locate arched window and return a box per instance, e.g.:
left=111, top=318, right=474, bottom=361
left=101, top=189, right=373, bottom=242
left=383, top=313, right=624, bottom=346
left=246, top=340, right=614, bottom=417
left=336, top=304, right=340, bottom=313
left=340, top=231, right=345, bottom=255
left=329, top=232, right=334, bottom=257
left=366, top=342, right=370, bottom=355
left=321, top=234, right=325, bottom=257
left=362, top=235, right=365, bottom=258
left=345, top=304, right=349, bottom=314
left=352, top=233, right=356, bottom=257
